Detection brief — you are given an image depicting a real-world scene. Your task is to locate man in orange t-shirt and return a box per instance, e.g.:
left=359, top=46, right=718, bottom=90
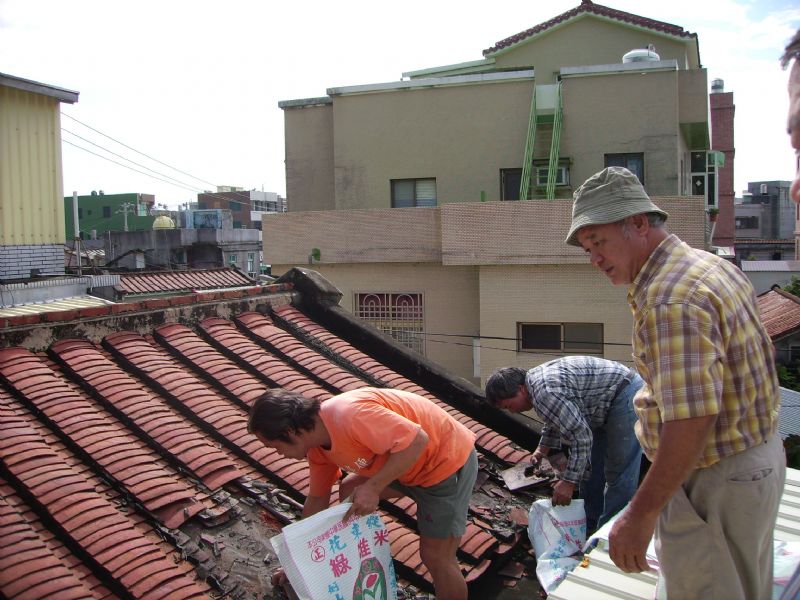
left=248, top=387, right=477, bottom=600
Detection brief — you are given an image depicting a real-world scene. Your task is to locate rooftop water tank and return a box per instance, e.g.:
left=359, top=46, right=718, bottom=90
left=622, top=44, right=660, bottom=63
left=711, top=79, right=725, bottom=93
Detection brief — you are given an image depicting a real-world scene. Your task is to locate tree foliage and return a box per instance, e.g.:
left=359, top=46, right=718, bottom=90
left=784, top=276, right=800, bottom=298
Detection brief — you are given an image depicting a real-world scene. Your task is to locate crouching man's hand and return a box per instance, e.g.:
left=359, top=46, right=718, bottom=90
left=271, top=568, right=288, bottom=587
left=551, top=479, right=575, bottom=506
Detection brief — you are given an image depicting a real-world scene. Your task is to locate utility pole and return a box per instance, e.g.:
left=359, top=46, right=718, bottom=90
left=118, top=202, right=135, bottom=232
left=72, top=191, right=82, bottom=276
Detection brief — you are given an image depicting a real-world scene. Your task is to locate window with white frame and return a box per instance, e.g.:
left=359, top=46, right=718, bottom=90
left=247, top=252, right=256, bottom=276
left=534, top=165, right=569, bottom=187
left=391, top=179, right=437, bottom=208
left=355, top=292, right=424, bottom=354
left=228, top=253, right=237, bottom=266
left=518, top=322, right=603, bottom=354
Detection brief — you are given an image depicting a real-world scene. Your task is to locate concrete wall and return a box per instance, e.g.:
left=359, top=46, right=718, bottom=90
left=283, top=68, right=701, bottom=214
left=490, top=16, right=697, bottom=83
left=477, top=263, right=634, bottom=382
left=330, top=79, right=533, bottom=210
left=562, top=69, right=681, bottom=196
left=269, top=262, right=480, bottom=382
left=744, top=270, right=800, bottom=295
left=283, top=103, right=336, bottom=213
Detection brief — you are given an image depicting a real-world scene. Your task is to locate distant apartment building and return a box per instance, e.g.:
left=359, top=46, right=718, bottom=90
left=63, top=191, right=156, bottom=240
left=264, top=1, right=712, bottom=383
left=197, top=188, right=286, bottom=230
left=735, top=181, right=794, bottom=261
left=1, top=72, right=78, bottom=280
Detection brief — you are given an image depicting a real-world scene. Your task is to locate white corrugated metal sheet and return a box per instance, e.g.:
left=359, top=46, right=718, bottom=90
left=0, top=295, right=112, bottom=317
left=549, top=468, right=800, bottom=599
left=741, top=261, right=800, bottom=273
left=780, top=388, right=800, bottom=440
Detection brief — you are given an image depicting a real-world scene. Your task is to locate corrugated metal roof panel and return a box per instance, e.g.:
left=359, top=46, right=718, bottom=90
left=0, top=85, right=66, bottom=246
left=550, top=468, right=800, bottom=599
left=780, top=388, right=800, bottom=439
left=742, top=261, right=800, bottom=273
left=0, top=295, right=112, bottom=317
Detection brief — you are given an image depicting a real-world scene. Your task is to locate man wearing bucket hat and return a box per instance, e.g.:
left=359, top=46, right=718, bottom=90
left=566, top=166, right=784, bottom=599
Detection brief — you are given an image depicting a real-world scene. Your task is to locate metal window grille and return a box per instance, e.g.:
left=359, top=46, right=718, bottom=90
left=355, top=293, right=424, bottom=354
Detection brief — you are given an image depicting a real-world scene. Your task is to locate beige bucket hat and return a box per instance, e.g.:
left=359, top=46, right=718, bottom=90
left=564, top=167, right=668, bottom=246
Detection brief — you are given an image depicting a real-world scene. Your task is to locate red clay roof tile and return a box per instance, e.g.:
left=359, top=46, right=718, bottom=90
left=482, top=0, right=697, bottom=56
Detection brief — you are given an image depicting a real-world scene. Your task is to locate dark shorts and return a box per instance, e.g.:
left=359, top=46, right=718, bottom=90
left=391, top=448, right=478, bottom=539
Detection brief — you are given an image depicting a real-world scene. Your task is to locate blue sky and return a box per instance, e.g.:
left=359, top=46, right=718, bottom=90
left=1, top=0, right=798, bottom=207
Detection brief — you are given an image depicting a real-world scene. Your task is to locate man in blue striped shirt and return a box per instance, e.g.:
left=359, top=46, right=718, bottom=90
left=485, top=356, right=643, bottom=532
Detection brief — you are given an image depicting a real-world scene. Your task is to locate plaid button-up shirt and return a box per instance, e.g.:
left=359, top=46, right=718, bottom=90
left=526, top=356, right=634, bottom=484
left=628, top=235, right=779, bottom=467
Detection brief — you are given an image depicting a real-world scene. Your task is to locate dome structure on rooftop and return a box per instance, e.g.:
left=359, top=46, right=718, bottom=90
left=153, top=215, right=176, bottom=230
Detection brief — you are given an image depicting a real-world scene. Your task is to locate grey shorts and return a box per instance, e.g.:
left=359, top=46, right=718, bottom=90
left=391, top=448, right=478, bottom=539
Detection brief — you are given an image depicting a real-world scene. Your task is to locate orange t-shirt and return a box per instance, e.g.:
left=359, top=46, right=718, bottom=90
left=307, top=387, right=476, bottom=497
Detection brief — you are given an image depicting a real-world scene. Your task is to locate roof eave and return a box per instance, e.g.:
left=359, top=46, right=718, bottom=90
left=0, top=72, right=79, bottom=104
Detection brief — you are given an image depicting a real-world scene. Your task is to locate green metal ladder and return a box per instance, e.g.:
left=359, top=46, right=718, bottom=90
left=519, top=85, right=538, bottom=201
left=519, top=82, right=563, bottom=200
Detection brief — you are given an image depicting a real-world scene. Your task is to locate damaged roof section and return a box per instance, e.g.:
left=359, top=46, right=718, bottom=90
left=0, top=268, right=547, bottom=599
left=116, top=267, right=258, bottom=299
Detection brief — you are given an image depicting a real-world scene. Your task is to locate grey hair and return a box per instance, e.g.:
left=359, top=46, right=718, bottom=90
left=621, top=212, right=666, bottom=239
left=781, top=30, right=800, bottom=69
left=484, top=367, right=527, bottom=406
left=646, top=212, right=666, bottom=228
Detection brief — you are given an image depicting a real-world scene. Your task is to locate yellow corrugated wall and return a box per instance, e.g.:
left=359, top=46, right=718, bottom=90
left=0, top=85, right=66, bottom=245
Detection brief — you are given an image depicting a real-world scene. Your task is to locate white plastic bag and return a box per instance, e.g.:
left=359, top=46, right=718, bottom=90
left=270, top=503, right=397, bottom=600
left=528, top=498, right=586, bottom=594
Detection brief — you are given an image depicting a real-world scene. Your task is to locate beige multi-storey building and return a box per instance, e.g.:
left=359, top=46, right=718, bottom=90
left=265, top=1, right=714, bottom=384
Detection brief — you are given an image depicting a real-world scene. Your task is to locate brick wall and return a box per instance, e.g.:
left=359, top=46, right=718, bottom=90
left=0, top=244, right=64, bottom=280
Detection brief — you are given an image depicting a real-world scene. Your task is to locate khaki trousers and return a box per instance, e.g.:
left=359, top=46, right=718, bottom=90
left=655, top=435, right=785, bottom=600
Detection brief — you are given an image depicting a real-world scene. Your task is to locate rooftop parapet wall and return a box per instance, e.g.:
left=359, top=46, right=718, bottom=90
left=262, top=197, right=706, bottom=267
left=0, top=283, right=295, bottom=351
left=442, top=196, right=706, bottom=265
left=263, top=207, right=442, bottom=265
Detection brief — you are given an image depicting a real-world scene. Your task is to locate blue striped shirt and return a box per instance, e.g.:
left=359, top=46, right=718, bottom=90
left=525, top=356, right=634, bottom=483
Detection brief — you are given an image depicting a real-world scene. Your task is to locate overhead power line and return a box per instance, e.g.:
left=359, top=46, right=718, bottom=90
left=62, top=139, right=200, bottom=192
left=62, top=128, right=209, bottom=192
left=61, top=112, right=217, bottom=188
left=61, top=112, right=281, bottom=211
